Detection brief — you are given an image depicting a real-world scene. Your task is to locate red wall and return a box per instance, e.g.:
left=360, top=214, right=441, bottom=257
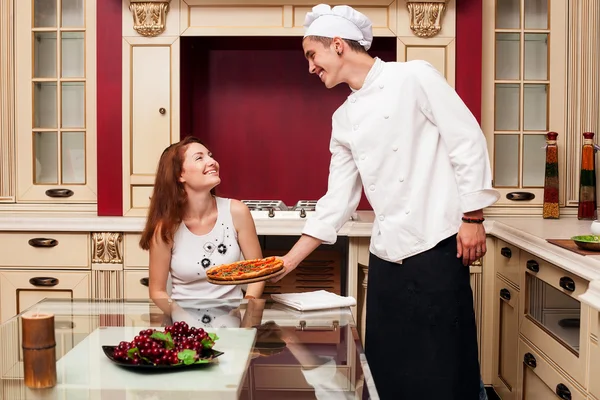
left=97, top=1, right=483, bottom=215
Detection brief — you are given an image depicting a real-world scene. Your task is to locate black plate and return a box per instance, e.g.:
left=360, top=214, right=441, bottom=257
left=102, top=346, right=224, bottom=370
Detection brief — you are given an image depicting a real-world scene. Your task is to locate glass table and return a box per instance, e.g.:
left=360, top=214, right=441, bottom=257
left=0, top=298, right=378, bottom=399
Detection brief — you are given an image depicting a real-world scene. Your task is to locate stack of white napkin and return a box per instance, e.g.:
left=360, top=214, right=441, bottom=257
left=270, top=290, right=356, bottom=311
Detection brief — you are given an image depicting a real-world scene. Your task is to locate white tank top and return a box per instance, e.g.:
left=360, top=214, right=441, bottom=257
left=170, top=197, right=243, bottom=300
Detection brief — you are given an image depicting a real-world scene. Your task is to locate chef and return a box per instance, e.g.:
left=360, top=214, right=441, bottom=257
left=273, top=4, right=500, bottom=399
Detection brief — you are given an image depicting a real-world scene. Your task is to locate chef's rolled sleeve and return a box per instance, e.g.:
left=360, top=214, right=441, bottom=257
left=414, top=61, right=500, bottom=212
left=302, top=126, right=362, bottom=244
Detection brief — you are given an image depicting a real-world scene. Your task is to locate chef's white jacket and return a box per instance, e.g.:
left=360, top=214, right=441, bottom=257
left=302, top=58, right=500, bottom=263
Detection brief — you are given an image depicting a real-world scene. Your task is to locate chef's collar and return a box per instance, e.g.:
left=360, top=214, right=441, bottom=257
left=350, top=57, right=383, bottom=93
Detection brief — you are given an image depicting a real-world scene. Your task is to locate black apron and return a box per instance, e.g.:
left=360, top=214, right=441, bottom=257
left=364, top=234, right=481, bottom=399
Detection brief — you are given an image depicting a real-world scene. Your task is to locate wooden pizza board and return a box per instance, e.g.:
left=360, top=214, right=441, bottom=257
left=206, top=267, right=286, bottom=285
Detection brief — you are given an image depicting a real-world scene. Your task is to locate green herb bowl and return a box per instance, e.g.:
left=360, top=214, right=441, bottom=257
left=571, top=235, right=600, bottom=251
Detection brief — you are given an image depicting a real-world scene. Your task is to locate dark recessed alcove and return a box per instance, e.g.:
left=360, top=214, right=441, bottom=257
left=180, top=36, right=397, bottom=208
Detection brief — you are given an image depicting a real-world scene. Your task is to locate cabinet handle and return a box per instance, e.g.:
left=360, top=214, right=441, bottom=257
left=526, top=260, right=539, bottom=273
left=45, top=188, right=74, bottom=198
left=506, top=191, right=535, bottom=201
left=556, top=383, right=571, bottom=400
left=500, top=288, right=511, bottom=301
left=140, top=277, right=149, bottom=287
left=28, top=238, right=58, bottom=248
left=500, top=247, right=512, bottom=258
left=523, top=352, right=537, bottom=368
left=29, top=277, right=59, bottom=287
left=559, top=277, right=575, bottom=292
left=159, top=108, right=166, bottom=115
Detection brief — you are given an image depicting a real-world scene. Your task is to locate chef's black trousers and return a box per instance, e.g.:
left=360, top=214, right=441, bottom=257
left=364, top=234, right=481, bottom=400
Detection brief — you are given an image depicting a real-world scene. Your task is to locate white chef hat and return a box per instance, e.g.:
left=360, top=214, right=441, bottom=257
left=303, top=4, right=373, bottom=51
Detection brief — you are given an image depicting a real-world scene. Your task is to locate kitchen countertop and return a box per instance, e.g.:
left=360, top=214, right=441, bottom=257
left=1, top=212, right=600, bottom=310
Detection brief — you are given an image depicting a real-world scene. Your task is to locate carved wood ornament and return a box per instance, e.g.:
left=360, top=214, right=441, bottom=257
left=406, top=0, right=449, bottom=38
left=129, top=0, right=171, bottom=37
left=92, top=232, right=123, bottom=264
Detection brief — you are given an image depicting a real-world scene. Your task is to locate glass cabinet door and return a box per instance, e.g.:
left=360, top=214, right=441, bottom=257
left=15, top=0, right=96, bottom=203
left=483, top=0, right=567, bottom=206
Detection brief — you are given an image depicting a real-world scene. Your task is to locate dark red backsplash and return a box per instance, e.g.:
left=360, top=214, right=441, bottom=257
left=181, top=36, right=397, bottom=209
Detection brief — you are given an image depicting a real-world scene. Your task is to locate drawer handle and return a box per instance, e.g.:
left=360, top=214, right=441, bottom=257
left=556, top=383, right=571, bottom=400
left=524, top=352, right=537, bottom=368
left=506, top=191, right=535, bottom=201
left=140, top=277, right=149, bottom=287
left=500, top=288, right=511, bottom=301
left=28, top=238, right=58, bottom=248
left=526, top=260, right=539, bottom=273
left=559, top=277, right=575, bottom=292
left=500, top=247, right=512, bottom=258
left=29, top=277, right=59, bottom=287
left=45, top=188, right=74, bottom=198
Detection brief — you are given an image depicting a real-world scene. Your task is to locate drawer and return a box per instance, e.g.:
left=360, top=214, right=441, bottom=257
left=124, top=234, right=149, bottom=269
left=253, top=365, right=351, bottom=391
left=518, top=339, right=586, bottom=400
left=495, top=239, right=520, bottom=287
left=124, top=270, right=150, bottom=300
left=0, top=270, right=90, bottom=323
left=0, top=232, right=89, bottom=268
left=520, top=259, right=590, bottom=386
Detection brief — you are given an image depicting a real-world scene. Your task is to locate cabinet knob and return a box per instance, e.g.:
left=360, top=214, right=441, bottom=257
left=159, top=108, right=166, bottom=115
left=506, top=191, right=535, bottom=201
left=556, top=383, right=571, bottom=400
left=526, top=260, right=539, bottom=273
left=500, top=288, right=511, bottom=301
left=140, top=277, right=149, bottom=287
left=500, top=247, right=512, bottom=258
left=524, top=352, right=537, bottom=368
left=559, top=276, right=575, bottom=292
left=45, top=188, right=74, bottom=198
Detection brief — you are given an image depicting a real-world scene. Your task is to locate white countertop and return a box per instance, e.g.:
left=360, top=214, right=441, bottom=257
left=1, top=212, right=600, bottom=310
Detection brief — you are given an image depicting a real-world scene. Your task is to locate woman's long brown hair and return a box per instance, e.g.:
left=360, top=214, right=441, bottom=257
left=139, top=136, right=204, bottom=250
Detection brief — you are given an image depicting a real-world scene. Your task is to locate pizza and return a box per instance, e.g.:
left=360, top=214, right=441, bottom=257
left=206, top=256, right=284, bottom=281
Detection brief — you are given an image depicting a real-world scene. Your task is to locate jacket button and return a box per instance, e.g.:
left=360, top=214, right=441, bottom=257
left=384, top=115, right=389, bottom=119
left=379, top=84, right=384, bottom=89
left=350, top=97, right=356, bottom=103
left=392, top=146, right=398, bottom=151
left=405, top=209, right=410, bottom=214
left=360, top=154, right=366, bottom=160
left=369, top=184, right=375, bottom=191
left=353, top=124, right=359, bottom=130
left=379, top=215, right=385, bottom=221
left=399, top=177, right=404, bottom=182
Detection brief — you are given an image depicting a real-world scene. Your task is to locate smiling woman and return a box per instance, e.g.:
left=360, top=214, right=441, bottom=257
left=138, top=136, right=266, bottom=316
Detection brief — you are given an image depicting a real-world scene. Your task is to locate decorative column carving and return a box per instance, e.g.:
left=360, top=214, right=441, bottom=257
left=0, top=0, right=14, bottom=202
left=128, top=0, right=171, bottom=37
left=91, top=233, right=124, bottom=300
left=566, top=0, right=600, bottom=206
left=360, top=264, right=369, bottom=346
left=405, top=0, right=449, bottom=38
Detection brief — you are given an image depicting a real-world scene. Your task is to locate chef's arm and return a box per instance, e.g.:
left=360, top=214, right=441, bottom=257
left=415, top=61, right=500, bottom=213
left=286, top=135, right=362, bottom=270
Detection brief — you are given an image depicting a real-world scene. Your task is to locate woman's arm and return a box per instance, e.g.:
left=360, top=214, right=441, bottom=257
left=148, top=223, right=174, bottom=314
left=230, top=199, right=265, bottom=299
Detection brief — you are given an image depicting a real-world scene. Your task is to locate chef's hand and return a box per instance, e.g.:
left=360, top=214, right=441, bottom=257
left=456, top=222, right=486, bottom=266
left=269, top=255, right=297, bottom=283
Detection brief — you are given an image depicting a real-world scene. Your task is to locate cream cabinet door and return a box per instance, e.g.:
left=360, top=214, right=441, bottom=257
left=0, top=270, right=90, bottom=323
left=482, top=0, right=567, bottom=207
left=15, top=0, right=97, bottom=203
left=122, top=38, right=180, bottom=216
left=493, top=277, right=519, bottom=400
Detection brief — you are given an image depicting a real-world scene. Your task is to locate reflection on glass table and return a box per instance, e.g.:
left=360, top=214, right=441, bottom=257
left=0, top=298, right=378, bottom=400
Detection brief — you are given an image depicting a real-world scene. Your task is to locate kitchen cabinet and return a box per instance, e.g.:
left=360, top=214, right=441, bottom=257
left=14, top=0, right=97, bottom=204
left=482, top=0, right=567, bottom=208
left=590, top=310, right=600, bottom=399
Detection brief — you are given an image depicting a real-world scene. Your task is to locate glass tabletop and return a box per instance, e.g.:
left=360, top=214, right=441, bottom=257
left=0, top=298, right=378, bottom=400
